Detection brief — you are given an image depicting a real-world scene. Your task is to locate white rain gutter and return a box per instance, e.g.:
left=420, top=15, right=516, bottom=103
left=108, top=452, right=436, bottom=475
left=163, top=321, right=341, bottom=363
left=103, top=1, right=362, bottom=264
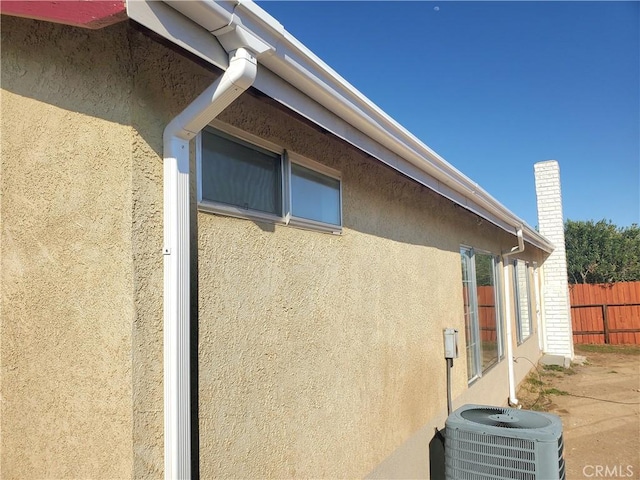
left=157, top=0, right=554, bottom=254
left=501, top=227, right=524, bottom=407
left=162, top=47, right=257, bottom=479
left=124, top=0, right=554, bottom=469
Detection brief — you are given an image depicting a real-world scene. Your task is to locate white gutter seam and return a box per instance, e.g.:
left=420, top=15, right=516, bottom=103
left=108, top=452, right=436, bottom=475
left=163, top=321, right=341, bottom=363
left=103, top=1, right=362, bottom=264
left=501, top=228, right=525, bottom=407
left=163, top=47, right=257, bottom=480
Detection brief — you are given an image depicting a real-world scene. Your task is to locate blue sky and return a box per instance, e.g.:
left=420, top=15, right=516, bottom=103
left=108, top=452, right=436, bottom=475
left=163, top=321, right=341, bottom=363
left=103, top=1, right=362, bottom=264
left=257, top=1, right=640, bottom=228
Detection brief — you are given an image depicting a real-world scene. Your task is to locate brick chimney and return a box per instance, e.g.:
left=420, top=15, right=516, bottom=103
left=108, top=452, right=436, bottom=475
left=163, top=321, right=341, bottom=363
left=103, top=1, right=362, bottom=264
left=534, top=160, right=574, bottom=363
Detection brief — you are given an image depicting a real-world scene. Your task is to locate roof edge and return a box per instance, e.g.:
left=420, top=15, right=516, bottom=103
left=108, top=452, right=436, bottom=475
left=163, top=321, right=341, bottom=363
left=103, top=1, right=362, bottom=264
left=1, top=0, right=127, bottom=29
left=137, top=0, right=555, bottom=253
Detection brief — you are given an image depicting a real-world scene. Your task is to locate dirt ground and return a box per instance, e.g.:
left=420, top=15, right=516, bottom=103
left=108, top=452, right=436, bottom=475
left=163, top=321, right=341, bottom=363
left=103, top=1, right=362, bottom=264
left=517, top=344, right=640, bottom=479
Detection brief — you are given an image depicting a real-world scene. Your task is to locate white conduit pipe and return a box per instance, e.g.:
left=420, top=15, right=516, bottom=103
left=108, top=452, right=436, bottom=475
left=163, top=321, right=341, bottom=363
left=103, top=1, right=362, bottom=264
left=502, top=227, right=524, bottom=407
left=163, top=47, right=257, bottom=480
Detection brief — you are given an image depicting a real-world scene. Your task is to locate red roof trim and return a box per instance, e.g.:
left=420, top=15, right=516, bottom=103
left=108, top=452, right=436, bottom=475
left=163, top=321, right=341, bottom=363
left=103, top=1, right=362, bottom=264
left=1, top=1, right=127, bottom=29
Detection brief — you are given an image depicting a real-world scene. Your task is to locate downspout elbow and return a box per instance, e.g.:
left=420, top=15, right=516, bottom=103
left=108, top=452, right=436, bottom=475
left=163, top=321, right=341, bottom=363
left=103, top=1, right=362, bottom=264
left=164, top=47, right=257, bottom=142
left=503, top=226, right=524, bottom=257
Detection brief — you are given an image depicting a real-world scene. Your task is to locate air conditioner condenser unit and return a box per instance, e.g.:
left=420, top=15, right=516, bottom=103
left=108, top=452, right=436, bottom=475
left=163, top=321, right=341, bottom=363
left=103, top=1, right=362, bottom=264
left=445, top=404, right=565, bottom=480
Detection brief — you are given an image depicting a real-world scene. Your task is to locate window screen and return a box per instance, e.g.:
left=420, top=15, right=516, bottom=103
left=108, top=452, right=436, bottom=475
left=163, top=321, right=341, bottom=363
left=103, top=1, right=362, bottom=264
left=461, top=247, right=504, bottom=381
left=201, top=129, right=282, bottom=216
left=291, top=163, right=341, bottom=226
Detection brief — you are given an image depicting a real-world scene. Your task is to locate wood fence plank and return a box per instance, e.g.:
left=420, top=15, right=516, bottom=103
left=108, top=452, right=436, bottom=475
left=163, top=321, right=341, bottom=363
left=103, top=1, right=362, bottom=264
left=569, top=281, right=640, bottom=345
left=614, top=284, right=624, bottom=344
left=587, top=286, right=595, bottom=344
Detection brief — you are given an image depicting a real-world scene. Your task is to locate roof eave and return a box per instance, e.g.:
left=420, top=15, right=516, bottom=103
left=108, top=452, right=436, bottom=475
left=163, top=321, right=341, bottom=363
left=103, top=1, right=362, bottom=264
left=1, top=0, right=127, bottom=29
left=134, top=0, right=555, bottom=253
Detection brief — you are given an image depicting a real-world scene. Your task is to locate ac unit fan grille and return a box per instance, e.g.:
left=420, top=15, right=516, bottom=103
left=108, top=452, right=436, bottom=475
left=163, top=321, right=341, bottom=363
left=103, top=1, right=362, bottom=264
left=446, top=429, right=536, bottom=480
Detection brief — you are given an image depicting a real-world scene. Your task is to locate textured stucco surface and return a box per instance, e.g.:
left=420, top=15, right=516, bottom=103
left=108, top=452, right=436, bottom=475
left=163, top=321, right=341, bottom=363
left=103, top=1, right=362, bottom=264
left=1, top=14, right=549, bottom=479
left=0, top=18, right=190, bottom=479
left=197, top=94, right=548, bottom=478
left=1, top=17, right=135, bottom=479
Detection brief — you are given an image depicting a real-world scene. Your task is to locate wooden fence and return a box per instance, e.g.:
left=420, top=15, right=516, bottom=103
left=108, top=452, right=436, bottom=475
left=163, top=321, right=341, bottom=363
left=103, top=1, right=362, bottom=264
left=477, top=286, right=498, bottom=341
left=462, top=285, right=498, bottom=342
left=570, top=282, right=640, bottom=345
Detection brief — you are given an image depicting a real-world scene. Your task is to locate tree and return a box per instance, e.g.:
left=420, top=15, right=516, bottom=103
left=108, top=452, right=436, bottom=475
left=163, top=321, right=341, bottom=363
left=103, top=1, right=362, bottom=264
left=565, top=220, right=640, bottom=284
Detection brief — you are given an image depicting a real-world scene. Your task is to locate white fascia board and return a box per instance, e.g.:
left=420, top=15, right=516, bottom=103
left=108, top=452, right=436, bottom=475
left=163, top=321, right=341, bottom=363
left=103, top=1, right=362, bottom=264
left=255, top=33, right=554, bottom=252
left=146, top=0, right=554, bottom=253
left=127, top=0, right=229, bottom=70
left=253, top=67, right=520, bottom=238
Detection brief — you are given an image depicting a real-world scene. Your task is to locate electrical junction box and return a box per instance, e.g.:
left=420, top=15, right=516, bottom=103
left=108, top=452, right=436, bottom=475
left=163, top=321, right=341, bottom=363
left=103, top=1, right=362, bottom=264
left=443, top=328, right=459, bottom=359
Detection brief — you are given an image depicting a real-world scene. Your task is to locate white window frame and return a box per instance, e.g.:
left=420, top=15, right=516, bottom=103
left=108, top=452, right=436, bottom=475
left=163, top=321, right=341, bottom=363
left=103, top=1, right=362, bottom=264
left=513, top=259, right=534, bottom=344
left=197, top=121, right=342, bottom=234
left=287, top=151, right=342, bottom=233
left=533, top=262, right=544, bottom=351
left=461, top=246, right=504, bottom=383
left=461, top=246, right=481, bottom=383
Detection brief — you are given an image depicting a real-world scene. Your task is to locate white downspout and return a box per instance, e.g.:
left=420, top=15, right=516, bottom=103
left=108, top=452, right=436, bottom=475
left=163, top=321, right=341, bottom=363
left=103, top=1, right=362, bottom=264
left=163, top=47, right=257, bottom=480
left=502, top=227, right=524, bottom=407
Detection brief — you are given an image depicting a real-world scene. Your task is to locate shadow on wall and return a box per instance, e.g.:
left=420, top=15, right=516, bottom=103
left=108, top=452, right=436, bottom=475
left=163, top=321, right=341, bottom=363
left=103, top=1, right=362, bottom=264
left=216, top=91, right=524, bottom=253
left=2, top=15, right=521, bottom=255
left=429, top=428, right=446, bottom=479
left=0, top=16, right=222, bottom=159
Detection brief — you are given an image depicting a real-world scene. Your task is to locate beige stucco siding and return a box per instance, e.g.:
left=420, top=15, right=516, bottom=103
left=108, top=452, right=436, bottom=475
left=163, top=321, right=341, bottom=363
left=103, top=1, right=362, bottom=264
left=1, top=18, right=135, bottom=479
left=1, top=15, right=548, bottom=479
left=127, top=25, right=218, bottom=479
left=197, top=94, right=548, bottom=478
left=0, top=18, right=223, bottom=478
left=0, top=18, right=195, bottom=479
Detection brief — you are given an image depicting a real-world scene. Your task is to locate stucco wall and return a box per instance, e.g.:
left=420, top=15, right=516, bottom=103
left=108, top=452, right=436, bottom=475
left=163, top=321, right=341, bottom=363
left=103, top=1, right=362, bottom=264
left=0, top=17, right=201, bottom=479
left=196, top=93, right=548, bottom=478
left=1, top=17, right=135, bottom=479
left=1, top=14, right=548, bottom=479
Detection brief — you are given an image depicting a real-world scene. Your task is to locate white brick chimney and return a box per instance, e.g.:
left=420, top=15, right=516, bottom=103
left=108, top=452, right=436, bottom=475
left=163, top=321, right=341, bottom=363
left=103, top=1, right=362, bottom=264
left=534, top=160, right=574, bottom=362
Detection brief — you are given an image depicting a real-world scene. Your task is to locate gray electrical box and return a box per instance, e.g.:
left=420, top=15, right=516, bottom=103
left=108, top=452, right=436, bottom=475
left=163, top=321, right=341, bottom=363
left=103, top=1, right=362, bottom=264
left=443, top=328, right=459, bottom=359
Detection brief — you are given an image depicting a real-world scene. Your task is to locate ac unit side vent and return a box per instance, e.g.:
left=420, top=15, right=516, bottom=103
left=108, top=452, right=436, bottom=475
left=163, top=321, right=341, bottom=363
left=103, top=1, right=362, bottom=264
left=446, top=438, right=536, bottom=466
left=448, top=430, right=537, bottom=457
left=445, top=462, right=536, bottom=480
left=447, top=442, right=536, bottom=465
left=447, top=449, right=536, bottom=473
left=558, top=435, right=566, bottom=480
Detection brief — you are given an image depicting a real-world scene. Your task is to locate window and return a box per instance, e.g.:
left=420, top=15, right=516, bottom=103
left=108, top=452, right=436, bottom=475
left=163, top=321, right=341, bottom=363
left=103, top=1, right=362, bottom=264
left=198, top=126, right=342, bottom=232
left=200, top=128, right=283, bottom=217
left=513, top=259, right=534, bottom=344
left=461, top=247, right=503, bottom=382
left=290, top=162, right=341, bottom=226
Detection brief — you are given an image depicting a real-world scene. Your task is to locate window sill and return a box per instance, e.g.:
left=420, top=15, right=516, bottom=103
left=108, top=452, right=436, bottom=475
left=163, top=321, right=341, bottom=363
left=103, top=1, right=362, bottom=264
left=467, top=357, right=503, bottom=386
left=197, top=202, right=343, bottom=235
left=198, top=201, right=285, bottom=225
left=467, top=374, right=481, bottom=387
left=288, top=216, right=342, bottom=235
left=516, top=334, right=534, bottom=347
